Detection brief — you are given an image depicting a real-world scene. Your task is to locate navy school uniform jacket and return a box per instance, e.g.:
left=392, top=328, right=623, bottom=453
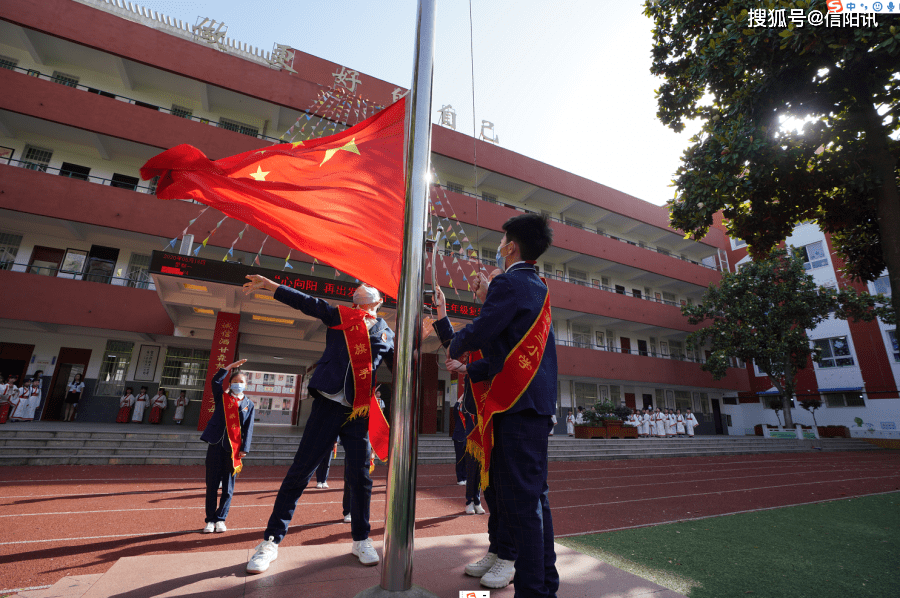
left=273, top=286, right=395, bottom=398
left=433, top=262, right=557, bottom=417
left=200, top=368, right=255, bottom=453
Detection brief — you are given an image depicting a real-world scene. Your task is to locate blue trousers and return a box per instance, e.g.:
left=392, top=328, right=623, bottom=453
left=315, top=440, right=337, bottom=484
left=453, top=438, right=468, bottom=482
left=264, top=395, right=372, bottom=542
left=205, top=444, right=235, bottom=523
left=465, top=453, right=481, bottom=505
left=492, top=410, right=558, bottom=598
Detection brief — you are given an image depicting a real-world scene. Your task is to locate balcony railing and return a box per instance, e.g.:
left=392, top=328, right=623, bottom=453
left=6, top=64, right=289, bottom=144
left=555, top=338, right=704, bottom=363
left=1, top=261, right=156, bottom=290
left=435, top=183, right=720, bottom=271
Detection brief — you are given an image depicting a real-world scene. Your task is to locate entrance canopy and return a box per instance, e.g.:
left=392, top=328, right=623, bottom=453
left=149, top=251, right=476, bottom=372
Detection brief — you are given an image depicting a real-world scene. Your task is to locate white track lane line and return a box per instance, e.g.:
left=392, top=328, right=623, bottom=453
left=552, top=474, right=900, bottom=509
left=2, top=454, right=885, bottom=484
left=3, top=458, right=892, bottom=498
left=1, top=466, right=882, bottom=515
left=555, top=489, right=900, bottom=537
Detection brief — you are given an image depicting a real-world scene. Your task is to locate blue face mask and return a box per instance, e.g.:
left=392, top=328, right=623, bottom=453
left=495, top=242, right=512, bottom=273
left=230, top=382, right=246, bottom=395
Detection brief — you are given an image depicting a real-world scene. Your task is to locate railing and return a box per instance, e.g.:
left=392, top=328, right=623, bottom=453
left=435, top=183, right=720, bottom=271
left=555, top=338, right=702, bottom=363
left=7, top=64, right=288, bottom=144
left=6, top=158, right=160, bottom=194
left=0, top=261, right=156, bottom=290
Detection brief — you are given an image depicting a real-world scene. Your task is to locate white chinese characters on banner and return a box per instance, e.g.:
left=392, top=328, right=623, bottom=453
left=332, top=66, right=362, bottom=92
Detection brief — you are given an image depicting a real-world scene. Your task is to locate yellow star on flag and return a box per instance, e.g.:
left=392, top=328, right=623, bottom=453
left=291, top=141, right=305, bottom=149
left=320, top=138, right=360, bottom=166
left=250, top=166, right=269, bottom=181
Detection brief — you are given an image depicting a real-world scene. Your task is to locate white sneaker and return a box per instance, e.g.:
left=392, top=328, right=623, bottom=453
left=203, top=522, right=215, bottom=534
left=474, top=504, right=485, bottom=515
left=480, top=558, right=516, bottom=589
left=352, top=538, right=380, bottom=566
left=465, top=552, right=497, bottom=577
left=343, top=513, right=352, bottom=523
left=321, top=482, right=329, bottom=489
left=214, top=521, right=227, bottom=533
left=465, top=503, right=476, bottom=515
left=316, top=482, right=323, bottom=489
left=457, top=480, right=467, bottom=486
left=246, top=537, right=278, bottom=574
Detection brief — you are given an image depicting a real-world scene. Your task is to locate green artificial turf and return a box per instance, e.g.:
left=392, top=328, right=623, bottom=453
left=558, top=493, right=900, bottom=598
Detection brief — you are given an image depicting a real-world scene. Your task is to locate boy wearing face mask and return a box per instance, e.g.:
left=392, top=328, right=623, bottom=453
left=200, top=359, right=254, bottom=533
left=240, top=276, right=394, bottom=571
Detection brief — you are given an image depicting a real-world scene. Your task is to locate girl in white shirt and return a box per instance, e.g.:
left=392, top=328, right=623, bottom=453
left=63, top=374, right=85, bottom=422
left=132, top=386, right=149, bottom=423
left=117, top=387, right=135, bottom=423
left=10, top=378, right=32, bottom=421
left=675, top=409, right=686, bottom=436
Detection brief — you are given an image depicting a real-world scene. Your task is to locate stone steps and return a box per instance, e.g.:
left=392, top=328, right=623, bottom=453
left=0, top=429, right=881, bottom=466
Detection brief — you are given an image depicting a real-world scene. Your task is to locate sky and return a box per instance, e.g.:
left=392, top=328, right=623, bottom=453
left=143, top=0, right=703, bottom=207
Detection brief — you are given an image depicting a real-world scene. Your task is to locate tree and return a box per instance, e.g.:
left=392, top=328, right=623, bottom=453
left=682, top=249, right=893, bottom=428
left=645, top=0, right=900, bottom=318
left=800, top=397, right=822, bottom=429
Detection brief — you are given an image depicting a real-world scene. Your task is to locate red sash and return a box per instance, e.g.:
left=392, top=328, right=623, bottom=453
left=222, top=391, right=245, bottom=475
left=330, top=306, right=390, bottom=461
left=466, top=281, right=552, bottom=488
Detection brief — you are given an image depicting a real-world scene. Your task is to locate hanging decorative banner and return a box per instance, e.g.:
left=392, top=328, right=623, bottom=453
left=283, top=250, right=293, bottom=270
left=253, top=236, right=269, bottom=267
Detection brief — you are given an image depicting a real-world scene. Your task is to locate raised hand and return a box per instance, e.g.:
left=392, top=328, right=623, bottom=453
left=243, top=274, right=278, bottom=295
left=225, top=359, right=247, bottom=370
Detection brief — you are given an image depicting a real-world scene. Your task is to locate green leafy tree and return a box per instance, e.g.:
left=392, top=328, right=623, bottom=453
left=682, top=249, right=893, bottom=428
left=645, top=0, right=900, bottom=318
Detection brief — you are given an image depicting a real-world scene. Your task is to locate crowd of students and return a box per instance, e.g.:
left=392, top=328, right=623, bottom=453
left=0, top=373, right=43, bottom=423
left=115, top=387, right=188, bottom=424
left=625, top=407, right=699, bottom=438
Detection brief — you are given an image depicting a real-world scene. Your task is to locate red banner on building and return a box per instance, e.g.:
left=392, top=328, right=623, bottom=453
left=197, top=311, right=241, bottom=432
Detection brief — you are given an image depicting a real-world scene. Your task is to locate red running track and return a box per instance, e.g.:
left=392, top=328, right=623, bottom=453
left=1, top=451, right=899, bottom=592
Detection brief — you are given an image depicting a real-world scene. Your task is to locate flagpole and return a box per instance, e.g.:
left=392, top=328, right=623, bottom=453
left=356, top=0, right=438, bottom=596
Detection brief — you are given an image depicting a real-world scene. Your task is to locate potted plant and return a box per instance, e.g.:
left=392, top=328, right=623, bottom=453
left=574, top=405, right=606, bottom=439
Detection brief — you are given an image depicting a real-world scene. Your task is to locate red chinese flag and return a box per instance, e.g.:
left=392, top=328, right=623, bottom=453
left=141, top=99, right=407, bottom=298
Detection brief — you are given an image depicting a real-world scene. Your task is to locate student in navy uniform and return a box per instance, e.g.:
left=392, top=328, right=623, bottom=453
left=241, top=276, right=394, bottom=572
left=434, top=213, right=558, bottom=597
left=200, top=359, right=255, bottom=533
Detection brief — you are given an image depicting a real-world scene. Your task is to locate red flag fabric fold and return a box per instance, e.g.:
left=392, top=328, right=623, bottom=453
left=141, top=99, right=407, bottom=298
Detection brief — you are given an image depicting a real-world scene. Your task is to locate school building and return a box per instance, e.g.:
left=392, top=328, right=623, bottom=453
left=4, top=0, right=891, bottom=437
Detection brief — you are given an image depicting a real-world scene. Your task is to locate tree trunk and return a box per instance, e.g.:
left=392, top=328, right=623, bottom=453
left=783, top=400, right=794, bottom=428
left=862, top=103, right=900, bottom=319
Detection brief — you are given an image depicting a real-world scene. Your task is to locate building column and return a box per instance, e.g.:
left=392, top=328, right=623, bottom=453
left=196, top=311, right=241, bottom=432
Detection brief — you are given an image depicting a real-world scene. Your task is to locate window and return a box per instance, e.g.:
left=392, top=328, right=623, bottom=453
left=59, top=162, right=91, bottom=181
left=543, top=263, right=554, bottom=276
left=601, top=277, right=610, bottom=288
left=171, top=105, right=194, bottom=119
left=110, top=173, right=139, bottom=191
left=0, top=232, right=23, bottom=269
left=479, top=248, right=496, bottom=266
left=762, top=395, right=783, bottom=409
left=22, top=145, right=53, bottom=172
left=606, top=329, right=615, bottom=351
left=87, top=87, right=116, bottom=98
left=572, top=324, right=592, bottom=348
left=694, top=392, right=710, bottom=413
left=572, top=382, right=597, bottom=409
left=814, top=336, right=854, bottom=368
left=615, top=285, right=625, bottom=295
left=568, top=269, right=587, bottom=286
left=873, top=275, right=891, bottom=297
left=887, top=330, right=898, bottom=363
left=662, top=291, right=676, bottom=305
left=669, top=340, right=685, bottom=360
left=637, top=339, right=648, bottom=356
left=675, top=390, right=692, bottom=412
left=631, top=289, right=642, bottom=299
left=656, top=247, right=671, bottom=256
left=732, top=238, right=747, bottom=249
left=446, top=181, right=464, bottom=194
left=83, top=245, right=120, bottom=284
left=823, top=392, right=865, bottom=408
left=609, top=385, right=621, bottom=403
left=0, top=55, right=19, bottom=70
left=161, top=347, right=211, bottom=388
left=564, top=218, right=583, bottom=229
left=147, top=175, right=160, bottom=195
left=481, top=191, right=498, bottom=203
left=797, top=241, right=828, bottom=270
left=125, top=253, right=152, bottom=289
left=51, top=71, right=79, bottom=87
left=134, top=101, right=160, bottom=111
left=95, top=341, right=135, bottom=396
left=219, top=117, right=259, bottom=137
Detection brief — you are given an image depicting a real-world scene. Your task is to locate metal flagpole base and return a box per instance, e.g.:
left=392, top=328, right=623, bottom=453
left=353, top=585, right=440, bottom=598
